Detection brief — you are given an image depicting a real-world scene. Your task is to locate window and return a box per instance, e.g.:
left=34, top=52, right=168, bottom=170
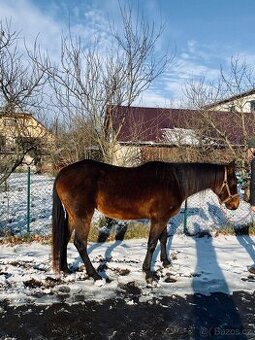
left=250, top=100, right=255, bottom=113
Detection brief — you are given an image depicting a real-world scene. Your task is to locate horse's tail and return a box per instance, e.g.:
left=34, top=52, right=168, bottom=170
left=52, top=179, right=68, bottom=272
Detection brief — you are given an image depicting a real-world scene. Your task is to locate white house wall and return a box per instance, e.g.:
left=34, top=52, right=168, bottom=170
left=211, top=93, right=255, bottom=112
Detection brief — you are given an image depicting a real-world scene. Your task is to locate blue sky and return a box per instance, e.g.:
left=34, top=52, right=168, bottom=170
left=0, top=0, right=255, bottom=107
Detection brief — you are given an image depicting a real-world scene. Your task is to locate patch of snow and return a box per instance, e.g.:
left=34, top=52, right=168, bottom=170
left=1, top=235, right=255, bottom=306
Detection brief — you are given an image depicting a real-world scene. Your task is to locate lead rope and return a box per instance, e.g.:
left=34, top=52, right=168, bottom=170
left=218, top=167, right=252, bottom=226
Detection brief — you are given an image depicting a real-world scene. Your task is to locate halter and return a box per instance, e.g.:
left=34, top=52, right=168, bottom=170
left=218, top=167, right=239, bottom=205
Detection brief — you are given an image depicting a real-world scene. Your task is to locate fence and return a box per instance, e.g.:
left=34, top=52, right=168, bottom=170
left=0, top=167, right=54, bottom=237
left=0, top=167, right=254, bottom=238
left=169, top=190, right=253, bottom=236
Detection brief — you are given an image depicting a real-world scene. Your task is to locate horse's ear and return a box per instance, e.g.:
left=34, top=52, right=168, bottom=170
left=228, top=160, right=236, bottom=167
left=227, top=160, right=236, bottom=173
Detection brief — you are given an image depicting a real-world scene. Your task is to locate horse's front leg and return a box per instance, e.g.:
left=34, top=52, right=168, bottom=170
left=159, top=227, right=171, bottom=268
left=143, top=220, right=167, bottom=283
left=143, top=240, right=158, bottom=283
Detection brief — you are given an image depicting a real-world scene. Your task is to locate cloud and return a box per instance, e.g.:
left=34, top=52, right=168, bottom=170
left=0, top=0, right=114, bottom=60
left=187, top=39, right=197, bottom=54
left=0, top=0, right=62, bottom=58
left=136, top=88, right=173, bottom=108
left=225, top=52, right=255, bottom=70
left=0, top=1, right=236, bottom=109
left=153, top=40, right=223, bottom=106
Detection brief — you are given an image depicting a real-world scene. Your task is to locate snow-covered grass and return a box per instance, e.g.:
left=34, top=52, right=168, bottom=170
left=1, top=235, right=255, bottom=306
left=0, top=173, right=54, bottom=236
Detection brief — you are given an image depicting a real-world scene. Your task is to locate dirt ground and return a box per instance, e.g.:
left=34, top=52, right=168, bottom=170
left=1, top=289, right=255, bottom=340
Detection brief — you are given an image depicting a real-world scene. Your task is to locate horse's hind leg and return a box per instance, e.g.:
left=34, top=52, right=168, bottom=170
left=73, top=212, right=101, bottom=281
left=60, top=224, right=73, bottom=273
left=159, top=227, right=171, bottom=267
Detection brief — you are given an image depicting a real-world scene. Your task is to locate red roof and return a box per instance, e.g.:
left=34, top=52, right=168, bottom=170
left=106, top=105, right=255, bottom=146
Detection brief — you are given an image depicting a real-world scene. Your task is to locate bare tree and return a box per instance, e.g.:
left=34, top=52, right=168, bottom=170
left=33, top=4, right=169, bottom=167
left=183, top=57, right=255, bottom=170
left=0, top=20, right=48, bottom=185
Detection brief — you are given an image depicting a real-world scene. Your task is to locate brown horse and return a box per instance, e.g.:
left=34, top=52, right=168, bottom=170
left=52, top=160, right=239, bottom=282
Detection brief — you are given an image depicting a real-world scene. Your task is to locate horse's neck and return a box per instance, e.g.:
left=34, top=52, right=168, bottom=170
left=182, top=165, right=219, bottom=199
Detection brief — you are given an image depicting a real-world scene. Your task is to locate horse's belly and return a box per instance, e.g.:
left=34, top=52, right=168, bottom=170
left=96, top=203, right=145, bottom=220
left=96, top=195, right=150, bottom=220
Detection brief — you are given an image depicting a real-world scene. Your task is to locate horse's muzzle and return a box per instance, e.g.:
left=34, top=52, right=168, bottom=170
left=224, top=196, right=240, bottom=210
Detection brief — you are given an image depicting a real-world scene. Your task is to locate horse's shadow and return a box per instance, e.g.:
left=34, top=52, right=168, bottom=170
left=71, top=219, right=128, bottom=278
left=207, top=202, right=227, bottom=226
left=69, top=243, right=99, bottom=272
left=152, top=205, right=209, bottom=269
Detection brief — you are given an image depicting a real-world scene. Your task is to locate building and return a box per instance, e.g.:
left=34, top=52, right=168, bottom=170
left=203, top=89, right=255, bottom=113
left=105, top=105, right=255, bottom=166
left=0, top=111, right=54, bottom=172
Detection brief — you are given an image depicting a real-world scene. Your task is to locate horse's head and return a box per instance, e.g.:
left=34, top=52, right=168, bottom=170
left=215, top=161, right=240, bottom=210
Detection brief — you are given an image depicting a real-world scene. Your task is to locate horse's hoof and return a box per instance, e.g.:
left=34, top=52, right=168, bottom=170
left=146, top=271, right=159, bottom=285
left=61, top=267, right=73, bottom=274
left=93, top=273, right=103, bottom=281
left=164, top=276, right=177, bottom=283
left=95, top=278, right=106, bottom=287
left=162, top=259, right=172, bottom=268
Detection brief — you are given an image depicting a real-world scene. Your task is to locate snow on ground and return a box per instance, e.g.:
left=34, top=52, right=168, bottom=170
left=1, top=234, right=255, bottom=306
left=0, top=173, right=54, bottom=236
left=1, top=173, right=255, bottom=306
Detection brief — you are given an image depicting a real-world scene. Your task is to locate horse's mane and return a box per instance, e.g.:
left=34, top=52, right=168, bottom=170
left=140, top=161, right=225, bottom=198
left=175, top=162, right=224, bottom=198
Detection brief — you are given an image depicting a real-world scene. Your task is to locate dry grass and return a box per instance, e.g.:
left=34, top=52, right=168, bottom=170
left=1, top=222, right=255, bottom=246
left=0, top=234, right=52, bottom=246
left=215, top=224, right=255, bottom=236
left=88, top=221, right=149, bottom=242
left=0, top=221, right=149, bottom=246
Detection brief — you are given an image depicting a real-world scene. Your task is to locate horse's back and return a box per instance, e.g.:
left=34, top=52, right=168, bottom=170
left=55, top=159, right=180, bottom=192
